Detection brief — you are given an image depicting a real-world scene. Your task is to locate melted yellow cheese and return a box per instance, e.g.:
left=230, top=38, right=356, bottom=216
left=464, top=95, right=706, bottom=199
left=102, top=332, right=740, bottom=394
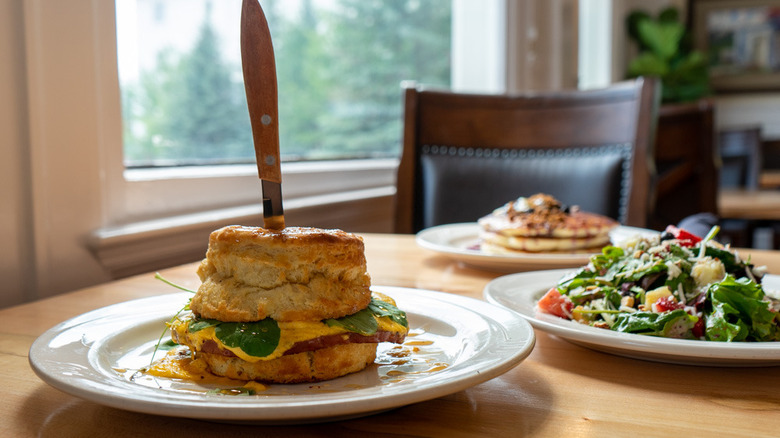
left=146, top=347, right=244, bottom=385
left=146, top=347, right=269, bottom=392
left=242, top=381, right=269, bottom=393
left=171, top=295, right=408, bottom=363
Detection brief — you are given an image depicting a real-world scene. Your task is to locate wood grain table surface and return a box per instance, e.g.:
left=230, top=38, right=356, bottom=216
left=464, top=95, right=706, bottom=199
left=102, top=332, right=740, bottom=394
left=719, top=188, right=780, bottom=221
left=3, top=233, right=780, bottom=437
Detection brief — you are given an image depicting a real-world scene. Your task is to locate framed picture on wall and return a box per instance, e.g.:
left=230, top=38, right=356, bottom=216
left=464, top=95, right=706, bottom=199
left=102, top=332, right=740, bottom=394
left=692, top=0, right=780, bottom=92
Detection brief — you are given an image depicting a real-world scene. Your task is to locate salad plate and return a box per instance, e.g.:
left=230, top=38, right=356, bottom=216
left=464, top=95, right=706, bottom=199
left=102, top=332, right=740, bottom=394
left=29, top=286, right=534, bottom=424
left=416, top=223, right=658, bottom=272
left=484, top=269, right=780, bottom=366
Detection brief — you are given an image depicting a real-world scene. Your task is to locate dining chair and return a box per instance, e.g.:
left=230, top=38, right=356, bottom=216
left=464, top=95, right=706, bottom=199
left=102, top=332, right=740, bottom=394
left=394, top=77, right=660, bottom=234
left=718, top=125, right=763, bottom=190
left=716, top=125, right=769, bottom=248
left=647, top=100, right=719, bottom=231
left=652, top=106, right=759, bottom=247
left=762, top=140, right=780, bottom=176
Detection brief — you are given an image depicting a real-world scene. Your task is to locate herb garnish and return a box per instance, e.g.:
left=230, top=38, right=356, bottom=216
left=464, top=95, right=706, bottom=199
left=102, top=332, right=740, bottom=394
left=149, top=273, right=196, bottom=366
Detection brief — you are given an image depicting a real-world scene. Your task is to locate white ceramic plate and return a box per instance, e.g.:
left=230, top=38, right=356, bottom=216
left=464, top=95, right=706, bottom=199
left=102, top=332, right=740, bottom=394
left=483, top=269, right=780, bottom=366
left=29, top=286, right=535, bottom=424
left=416, top=223, right=658, bottom=272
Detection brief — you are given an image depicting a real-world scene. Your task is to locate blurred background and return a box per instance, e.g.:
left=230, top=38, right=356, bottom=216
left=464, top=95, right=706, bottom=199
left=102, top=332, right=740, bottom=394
left=2, top=0, right=779, bottom=307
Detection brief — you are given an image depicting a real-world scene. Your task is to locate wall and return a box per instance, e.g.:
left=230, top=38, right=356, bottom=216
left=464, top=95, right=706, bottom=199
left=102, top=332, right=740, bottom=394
left=616, top=0, right=780, bottom=142
left=25, top=0, right=115, bottom=303
left=507, top=0, right=579, bottom=92
left=0, top=0, right=34, bottom=307
left=715, top=94, right=780, bottom=140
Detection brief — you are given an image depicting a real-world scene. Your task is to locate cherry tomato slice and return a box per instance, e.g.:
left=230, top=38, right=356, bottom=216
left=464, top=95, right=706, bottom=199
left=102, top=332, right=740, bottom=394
left=664, top=225, right=702, bottom=247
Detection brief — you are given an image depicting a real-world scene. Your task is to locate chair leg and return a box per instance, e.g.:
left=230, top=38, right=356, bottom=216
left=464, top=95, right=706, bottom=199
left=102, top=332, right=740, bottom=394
left=774, top=222, right=780, bottom=250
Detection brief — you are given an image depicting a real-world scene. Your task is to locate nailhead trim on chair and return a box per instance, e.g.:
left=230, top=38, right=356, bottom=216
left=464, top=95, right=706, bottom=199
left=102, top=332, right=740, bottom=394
left=420, top=143, right=633, bottom=223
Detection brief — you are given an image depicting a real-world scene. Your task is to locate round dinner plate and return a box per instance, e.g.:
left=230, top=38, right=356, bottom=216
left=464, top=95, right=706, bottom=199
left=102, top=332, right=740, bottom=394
left=416, top=223, right=658, bottom=272
left=483, top=269, right=780, bottom=367
left=29, top=286, right=535, bottom=424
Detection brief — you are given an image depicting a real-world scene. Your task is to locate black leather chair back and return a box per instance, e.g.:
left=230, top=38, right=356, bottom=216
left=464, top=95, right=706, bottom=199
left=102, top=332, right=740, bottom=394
left=417, top=144, right=632, bottom=230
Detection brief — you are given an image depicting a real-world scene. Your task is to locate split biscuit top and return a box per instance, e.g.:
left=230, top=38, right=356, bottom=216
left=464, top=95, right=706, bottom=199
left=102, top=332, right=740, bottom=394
left=190, top=225, right=372, bottom=323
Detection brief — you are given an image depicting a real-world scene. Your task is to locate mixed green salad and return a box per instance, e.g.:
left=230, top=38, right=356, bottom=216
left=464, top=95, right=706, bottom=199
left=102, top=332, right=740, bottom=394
left=537, top=226, right=780, bottom=341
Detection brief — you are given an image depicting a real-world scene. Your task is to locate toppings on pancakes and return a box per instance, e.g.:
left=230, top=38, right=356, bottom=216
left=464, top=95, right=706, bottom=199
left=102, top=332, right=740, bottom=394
left=478, top=193, right=618, bottom=253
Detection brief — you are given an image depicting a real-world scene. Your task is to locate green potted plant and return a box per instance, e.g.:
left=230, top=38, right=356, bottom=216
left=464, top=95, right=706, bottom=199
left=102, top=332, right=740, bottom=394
left=626, top=7, right=710, bottom=103
left=627, top=8, right=720, bottom=233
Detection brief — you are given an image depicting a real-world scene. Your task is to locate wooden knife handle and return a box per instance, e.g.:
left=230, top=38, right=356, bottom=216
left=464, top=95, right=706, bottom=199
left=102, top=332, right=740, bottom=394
left=241, top=0, right=282, bottom=183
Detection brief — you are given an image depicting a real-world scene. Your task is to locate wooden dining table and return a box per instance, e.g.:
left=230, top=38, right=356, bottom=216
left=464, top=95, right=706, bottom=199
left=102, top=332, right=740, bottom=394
left=4, top=233, right=780, bottom=437
left=719, top=188, right=780, bottom=221
left=760, top=170, right=780, bottom=189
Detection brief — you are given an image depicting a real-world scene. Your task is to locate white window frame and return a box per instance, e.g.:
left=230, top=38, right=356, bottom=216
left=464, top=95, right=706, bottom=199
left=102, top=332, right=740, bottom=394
left=99, top=1, right=400, bottom=228
left=578, top=0, right=613, bottom=89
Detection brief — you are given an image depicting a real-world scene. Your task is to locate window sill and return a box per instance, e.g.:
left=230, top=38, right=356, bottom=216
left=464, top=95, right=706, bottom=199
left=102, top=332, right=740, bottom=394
left=117, top=158, right=399, bottom=223
left=89, top=186, right=396, bottom=279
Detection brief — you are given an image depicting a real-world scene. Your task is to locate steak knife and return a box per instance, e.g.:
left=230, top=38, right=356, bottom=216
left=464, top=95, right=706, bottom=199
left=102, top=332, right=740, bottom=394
left=241, top=0, right=285, bottom=230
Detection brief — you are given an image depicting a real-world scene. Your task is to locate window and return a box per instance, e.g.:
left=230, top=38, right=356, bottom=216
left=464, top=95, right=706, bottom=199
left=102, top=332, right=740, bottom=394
left=578, top=0, right=613, bottom=90
left=117, top=0, right=452, bottom=167
left=107, top=0, right=462, bottom=228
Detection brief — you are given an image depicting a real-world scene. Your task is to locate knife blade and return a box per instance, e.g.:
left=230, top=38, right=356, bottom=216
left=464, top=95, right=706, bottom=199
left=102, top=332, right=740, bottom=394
left=241, top=0, right=285, bottom=230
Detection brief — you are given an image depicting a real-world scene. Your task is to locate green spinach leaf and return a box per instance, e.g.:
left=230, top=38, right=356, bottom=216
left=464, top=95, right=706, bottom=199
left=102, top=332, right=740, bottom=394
left=189, top=318, right=220, bottom=332
left=214, top=319, right=281, bottom=358
left=324, top=308, right=378, bottom=335
left=368, top=298, right=409, bottom=328
left=324, top=297, right=409, bottom=334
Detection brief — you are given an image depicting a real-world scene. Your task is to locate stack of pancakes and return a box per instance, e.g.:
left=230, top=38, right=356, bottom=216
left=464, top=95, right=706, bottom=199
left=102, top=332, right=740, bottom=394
left=478, top=194, right=618, bottom=254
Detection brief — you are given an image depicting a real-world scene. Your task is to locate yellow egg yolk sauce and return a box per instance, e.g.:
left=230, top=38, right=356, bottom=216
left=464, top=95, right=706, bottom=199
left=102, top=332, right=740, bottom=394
left=146, top=346, right=268, bottom=392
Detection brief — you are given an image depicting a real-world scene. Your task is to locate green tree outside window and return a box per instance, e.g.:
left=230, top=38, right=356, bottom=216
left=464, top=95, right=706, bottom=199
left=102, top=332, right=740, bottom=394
left=121, top=0, right=451, bottom=167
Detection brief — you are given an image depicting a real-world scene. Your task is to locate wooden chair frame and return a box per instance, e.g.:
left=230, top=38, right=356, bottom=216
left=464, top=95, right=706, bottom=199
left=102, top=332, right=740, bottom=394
left=394, top=78, right=660, bottom=234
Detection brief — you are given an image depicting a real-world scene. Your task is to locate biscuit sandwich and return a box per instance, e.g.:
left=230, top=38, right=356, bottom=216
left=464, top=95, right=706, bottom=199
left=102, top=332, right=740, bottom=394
left=478, top=193, right=618, bottom=253
left=170, top=225, right=409, bottom=383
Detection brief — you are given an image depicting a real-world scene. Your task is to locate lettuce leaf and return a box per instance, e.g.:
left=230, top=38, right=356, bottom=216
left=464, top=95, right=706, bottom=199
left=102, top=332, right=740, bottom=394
left=706, top=300, right=749, bottom=342
left=612, top=258, right=667, bottom=283
left=612, top=309, right=697, bottom=338
left=590, top=246, right=624, bottom=272
left=705, top=276, right=779, bottom=342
